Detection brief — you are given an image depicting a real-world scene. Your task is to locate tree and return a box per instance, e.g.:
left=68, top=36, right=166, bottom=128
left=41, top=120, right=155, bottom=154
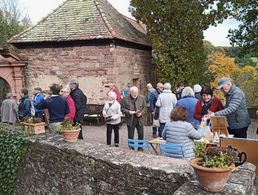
left=223, top=0, right=258, bottom=54
left=0, top=0, right=31, bottom=47
left=207, top=52, right=238, bottom=89
left=130, top=0, right=228, bottom=87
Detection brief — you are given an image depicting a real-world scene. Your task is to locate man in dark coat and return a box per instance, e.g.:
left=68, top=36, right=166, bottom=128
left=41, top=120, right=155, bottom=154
left=69, top=80, right=87, bottom=139
left=121, top=86, right=146, bottom=150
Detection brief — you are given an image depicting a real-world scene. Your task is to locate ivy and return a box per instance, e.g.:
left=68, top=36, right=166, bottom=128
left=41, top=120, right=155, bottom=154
left=0, top=124, right=30, bottom=195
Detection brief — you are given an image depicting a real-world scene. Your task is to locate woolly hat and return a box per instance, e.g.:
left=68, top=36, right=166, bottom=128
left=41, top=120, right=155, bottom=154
left=193, top=84, right=202, bottom=93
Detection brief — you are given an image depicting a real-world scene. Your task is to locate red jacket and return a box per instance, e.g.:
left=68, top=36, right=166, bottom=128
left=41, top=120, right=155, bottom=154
left=194, top=97, right=223, bottom=121
left=65, top=95, right=76, bottom=121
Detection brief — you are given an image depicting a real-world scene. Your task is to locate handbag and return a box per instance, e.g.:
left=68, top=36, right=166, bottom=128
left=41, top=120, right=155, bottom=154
left=104, top=102, right=114, bottom=124
left=105, top=116, right=112, bottom=123
left=153, top=119, right=160, bottom=128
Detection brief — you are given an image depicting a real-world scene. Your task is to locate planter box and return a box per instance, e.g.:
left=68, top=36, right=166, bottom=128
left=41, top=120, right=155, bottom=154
left=21, top=122, right=46, bottom=134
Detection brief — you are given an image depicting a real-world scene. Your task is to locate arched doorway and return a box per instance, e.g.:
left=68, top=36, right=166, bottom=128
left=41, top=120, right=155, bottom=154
left=0, top=78, right=10, bottom=105
left=0, top=47, right=25, bottom=101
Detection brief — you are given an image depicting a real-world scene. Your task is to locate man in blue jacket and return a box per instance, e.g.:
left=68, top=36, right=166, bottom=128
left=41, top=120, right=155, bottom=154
left=33, top=87, right=44, bottom=119
left=18, top=88, right=31, bottom=121
left=208, top=77, right=251, bottom=138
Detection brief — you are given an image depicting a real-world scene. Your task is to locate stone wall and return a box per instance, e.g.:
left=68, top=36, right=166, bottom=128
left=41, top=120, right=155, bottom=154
left=14, top=134, right=193, bottom=195
left=14, top=134, right=256, bottom=194
left=17, top=41, right=152, bottom=104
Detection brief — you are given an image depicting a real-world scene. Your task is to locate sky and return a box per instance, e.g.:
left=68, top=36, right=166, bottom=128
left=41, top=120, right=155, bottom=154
left=20, top=0, right=239, bottom=47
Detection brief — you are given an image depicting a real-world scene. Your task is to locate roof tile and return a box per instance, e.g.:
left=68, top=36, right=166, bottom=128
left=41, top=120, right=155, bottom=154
left=9, top=0, right=150, bottom=46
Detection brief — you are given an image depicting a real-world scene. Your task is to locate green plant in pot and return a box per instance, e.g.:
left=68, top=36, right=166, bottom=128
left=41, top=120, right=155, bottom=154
left=60, top=119, right=81, bottom=143
left=191, top=141, right=246, bottom=192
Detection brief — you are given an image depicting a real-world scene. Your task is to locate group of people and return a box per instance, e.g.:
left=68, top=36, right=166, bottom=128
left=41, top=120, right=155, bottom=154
left=0, top=80, right=87, bottom=139
left=144, top=77, right=250, bottom=159
left=0, top=76, right=252, bottom=159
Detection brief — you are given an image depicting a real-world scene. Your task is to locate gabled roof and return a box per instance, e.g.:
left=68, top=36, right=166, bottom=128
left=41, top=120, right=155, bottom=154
left=9, top=0, right=150, bottom=46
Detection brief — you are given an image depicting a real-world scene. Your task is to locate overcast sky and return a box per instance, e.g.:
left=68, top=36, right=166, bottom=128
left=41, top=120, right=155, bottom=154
left=20, top=0, right=239, bottom=46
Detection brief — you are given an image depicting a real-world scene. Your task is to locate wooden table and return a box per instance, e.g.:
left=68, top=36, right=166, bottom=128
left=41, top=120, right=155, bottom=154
left=148, top=137, right=166, bottom=155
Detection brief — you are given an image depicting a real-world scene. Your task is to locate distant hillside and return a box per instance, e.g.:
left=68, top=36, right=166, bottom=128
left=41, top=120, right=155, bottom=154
left=203, top=40, right=258, bottom=68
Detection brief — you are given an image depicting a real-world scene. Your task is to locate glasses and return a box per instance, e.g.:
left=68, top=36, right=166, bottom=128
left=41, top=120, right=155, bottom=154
left=61, top=91, right=69, bottom=93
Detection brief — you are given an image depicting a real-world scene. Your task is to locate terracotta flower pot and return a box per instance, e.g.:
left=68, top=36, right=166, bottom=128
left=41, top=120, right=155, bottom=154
left=190, top=158, right=232, bottom=192
left=63, top=129, right=80, bottom=143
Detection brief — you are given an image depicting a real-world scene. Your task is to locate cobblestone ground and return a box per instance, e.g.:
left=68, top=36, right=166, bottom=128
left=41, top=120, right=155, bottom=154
left=82, top=124, right=154, bottom=149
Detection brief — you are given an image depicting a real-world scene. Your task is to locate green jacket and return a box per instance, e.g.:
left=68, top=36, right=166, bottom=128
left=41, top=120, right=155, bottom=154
left=121, top=95, right=147, bottom=126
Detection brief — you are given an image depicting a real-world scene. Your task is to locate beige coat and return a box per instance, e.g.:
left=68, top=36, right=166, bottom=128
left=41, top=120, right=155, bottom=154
left=121, top=95, right=146, bottom=126
left=1, top=99, right=18, bottom=124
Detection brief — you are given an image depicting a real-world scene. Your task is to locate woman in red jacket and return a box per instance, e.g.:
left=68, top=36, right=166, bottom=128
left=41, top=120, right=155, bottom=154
left=194, top=87, right=223, bottom=122
left=61, top=85, right=76, bottom=121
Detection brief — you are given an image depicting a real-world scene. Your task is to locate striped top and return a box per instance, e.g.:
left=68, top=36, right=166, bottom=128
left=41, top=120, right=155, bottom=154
left=162, top=121, right=203, bottom=160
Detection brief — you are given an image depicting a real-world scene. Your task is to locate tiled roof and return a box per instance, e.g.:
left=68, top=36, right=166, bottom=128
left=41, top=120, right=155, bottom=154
left=9, top=0, right=150, bottom=46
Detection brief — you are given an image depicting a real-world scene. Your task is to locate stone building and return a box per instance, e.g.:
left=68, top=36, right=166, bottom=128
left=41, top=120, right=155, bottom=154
left=9, top=0, right=152, bottom=104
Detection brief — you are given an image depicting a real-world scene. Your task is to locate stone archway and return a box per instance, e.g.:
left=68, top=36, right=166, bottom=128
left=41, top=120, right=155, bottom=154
left=0, top=78, right=11, bottom=105
left=0, top=46, right=26, bottom=100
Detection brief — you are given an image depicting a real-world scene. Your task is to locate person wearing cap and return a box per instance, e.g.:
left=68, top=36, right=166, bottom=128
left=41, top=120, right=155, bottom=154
left=33, top=87, right=44, bottom=119
left=207, top=77, right=251, bottom=138
left=193, top=84, right=202, bottom=100
left=193, top=87, right=223, bottom=122
left=69, top=80, right=87, bottom=139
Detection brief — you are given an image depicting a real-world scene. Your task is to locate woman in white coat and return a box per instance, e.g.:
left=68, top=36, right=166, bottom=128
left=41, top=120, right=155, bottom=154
left=103, top=91, right=122, bottom=147
left=156, top=83, right=177, bottom=137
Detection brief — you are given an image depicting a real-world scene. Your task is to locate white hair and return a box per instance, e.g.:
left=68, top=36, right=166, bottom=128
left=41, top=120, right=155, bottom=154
left=62, top=85, right=71, bottom=93
left=108, top=91, right=117, bottom=100
left=163, top=82, right=171, bottom=90
left=181, top=86, right=195, bottom=98
left=6, top=93, right=13, bottom=99
left=130, top=86, right=138, bottom=93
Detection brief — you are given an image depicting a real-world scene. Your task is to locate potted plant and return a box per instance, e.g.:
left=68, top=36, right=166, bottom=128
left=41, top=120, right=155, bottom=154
left=20, top=117, right=45, bottom=134
left=191, top=141, right=244, bottom=192
left=60, top=120, right=81, bottom=143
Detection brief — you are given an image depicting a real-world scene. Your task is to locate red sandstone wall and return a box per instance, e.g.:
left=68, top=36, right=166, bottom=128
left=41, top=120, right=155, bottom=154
left=18, top=44, right=152, bottom=104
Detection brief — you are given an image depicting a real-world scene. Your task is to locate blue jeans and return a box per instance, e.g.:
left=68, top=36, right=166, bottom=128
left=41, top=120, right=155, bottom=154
left=159, top=122, right=166, bottom=137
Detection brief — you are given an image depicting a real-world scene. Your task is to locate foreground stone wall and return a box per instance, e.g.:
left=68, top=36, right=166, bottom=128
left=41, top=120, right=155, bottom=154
left=15, top=134, right=193, bottom=194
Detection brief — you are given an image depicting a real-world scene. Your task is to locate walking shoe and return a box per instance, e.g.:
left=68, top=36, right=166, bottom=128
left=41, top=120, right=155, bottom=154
left=152, top=135, right=158, bottom=138
left=115, top=143, right=119, bottom=147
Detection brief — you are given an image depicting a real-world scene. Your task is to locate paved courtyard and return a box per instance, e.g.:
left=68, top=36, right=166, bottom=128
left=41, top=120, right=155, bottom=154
left=82, top=119, right=258, bottom=150
left=82, top=124, right=154, bottom=149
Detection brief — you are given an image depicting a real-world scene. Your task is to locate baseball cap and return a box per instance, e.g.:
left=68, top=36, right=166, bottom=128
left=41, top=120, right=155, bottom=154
left=217, top=77, right=231, bottom=89
left=34, top=87, right=42, bottom=91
